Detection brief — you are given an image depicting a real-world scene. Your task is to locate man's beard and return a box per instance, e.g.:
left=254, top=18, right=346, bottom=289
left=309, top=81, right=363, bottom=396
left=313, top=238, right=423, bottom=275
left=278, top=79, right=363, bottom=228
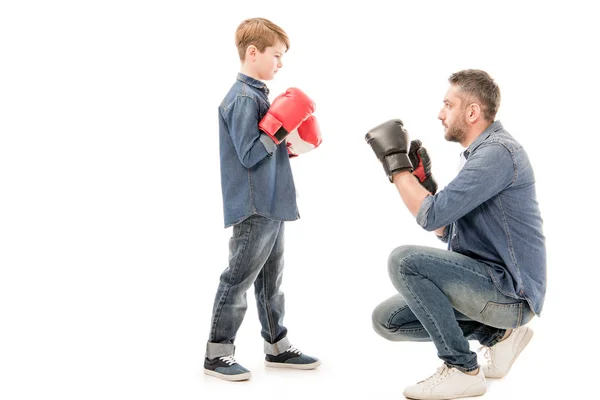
left=444, top=115, right=468, bottom=143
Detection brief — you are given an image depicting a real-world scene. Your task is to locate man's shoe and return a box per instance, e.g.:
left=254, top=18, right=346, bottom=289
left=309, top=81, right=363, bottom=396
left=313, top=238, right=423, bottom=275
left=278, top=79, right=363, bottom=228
left=265, top=346, right=321, bottom=369
left=403, top=364, right=486, bottom=400
left=204, top=355, right=251, bottom=381
left=480, top=325, right=533, bottom=379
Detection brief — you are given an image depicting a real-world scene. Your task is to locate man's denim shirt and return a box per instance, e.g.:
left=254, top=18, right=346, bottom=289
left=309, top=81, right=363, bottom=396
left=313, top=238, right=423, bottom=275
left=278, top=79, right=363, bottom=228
left=416, top=121, right=547, bottom=315
left=218, top=73, right=298, bottom=227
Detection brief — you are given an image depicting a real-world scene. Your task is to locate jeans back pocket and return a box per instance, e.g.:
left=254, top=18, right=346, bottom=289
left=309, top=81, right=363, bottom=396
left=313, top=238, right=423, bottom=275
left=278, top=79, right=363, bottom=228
left=480, top=301, right=530, bottom=329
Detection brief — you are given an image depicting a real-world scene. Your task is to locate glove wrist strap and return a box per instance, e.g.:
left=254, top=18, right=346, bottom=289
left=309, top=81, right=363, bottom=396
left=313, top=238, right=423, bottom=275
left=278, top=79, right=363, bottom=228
left=384, top=153, right=412, bottom=182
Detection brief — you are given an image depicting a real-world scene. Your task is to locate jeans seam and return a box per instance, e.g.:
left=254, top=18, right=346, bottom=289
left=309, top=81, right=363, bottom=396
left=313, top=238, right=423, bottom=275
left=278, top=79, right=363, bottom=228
left=209, top=218, right=254, bottom=341
left=386, top=305, right=410, bottom=329
left=262, top=221, right=281, bottom=344
left=392, top=327, right=428, bottom=334
left=263, top=259, right=276, bottom=343
left=399, top=260, right=451, bottom=355
left=415, top=253, right=492, bottom=281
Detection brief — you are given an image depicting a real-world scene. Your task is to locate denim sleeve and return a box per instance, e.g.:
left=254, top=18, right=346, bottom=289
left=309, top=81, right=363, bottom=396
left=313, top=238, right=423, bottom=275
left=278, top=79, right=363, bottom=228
left=436, top=225, right=449, bottom=243
left=225, top=95, right=275, bottom=169
left=416, top=143, right=515, bottom=231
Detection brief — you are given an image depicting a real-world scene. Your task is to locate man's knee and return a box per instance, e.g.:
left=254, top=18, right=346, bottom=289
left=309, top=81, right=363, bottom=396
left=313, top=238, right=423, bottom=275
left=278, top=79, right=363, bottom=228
left=371, top=302, right=394, bottom=340
left=372, top=301, right=417, bottom=342
left=387, top=245, right=422, bottom=282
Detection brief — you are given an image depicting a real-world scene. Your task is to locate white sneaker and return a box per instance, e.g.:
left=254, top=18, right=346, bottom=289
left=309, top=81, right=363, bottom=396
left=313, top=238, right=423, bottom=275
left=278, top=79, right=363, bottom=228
left=403, top=364, right=486, bottom=400
left=480, top=325, right=533, bottom=379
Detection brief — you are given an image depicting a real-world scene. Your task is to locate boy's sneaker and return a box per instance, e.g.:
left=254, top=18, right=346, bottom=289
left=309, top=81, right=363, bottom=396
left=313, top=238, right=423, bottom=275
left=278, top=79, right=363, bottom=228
left=480, top=325, right=533, bottom=379
left=204, top=355, right=251, bottom=381
left=403, top=364, right=486, bottom=400
left=264, top=346, right=321, bottom=369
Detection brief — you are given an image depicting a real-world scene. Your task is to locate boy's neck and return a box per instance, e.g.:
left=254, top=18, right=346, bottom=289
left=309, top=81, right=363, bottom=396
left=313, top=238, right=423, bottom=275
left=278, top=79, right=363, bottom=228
left=240, top=65, right=262, bottom=81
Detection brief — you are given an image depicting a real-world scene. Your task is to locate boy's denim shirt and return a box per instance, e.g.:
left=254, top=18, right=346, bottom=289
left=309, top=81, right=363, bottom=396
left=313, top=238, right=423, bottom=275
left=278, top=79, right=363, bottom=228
left=218, top=73, right=298, bottom=227
left=417, top=121, right=547, bottom=315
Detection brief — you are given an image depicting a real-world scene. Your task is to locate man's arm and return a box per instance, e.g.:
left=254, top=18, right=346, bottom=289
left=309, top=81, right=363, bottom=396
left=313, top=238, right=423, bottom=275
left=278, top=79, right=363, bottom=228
left=364, top=120, right=514, bottom=237
left=363, top=120, right=447, bottom=237
left=415, top=143, right=515, bottom=232
left=392, top=171, right=447, bottom=237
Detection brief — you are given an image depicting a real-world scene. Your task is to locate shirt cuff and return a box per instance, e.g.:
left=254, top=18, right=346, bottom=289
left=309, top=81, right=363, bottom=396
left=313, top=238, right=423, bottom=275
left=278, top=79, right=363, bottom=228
left=437, top=226, right=449, bottom=243
left=416, top=194, right=434, bottom=229
left=259, top=133, right=277, bottom=155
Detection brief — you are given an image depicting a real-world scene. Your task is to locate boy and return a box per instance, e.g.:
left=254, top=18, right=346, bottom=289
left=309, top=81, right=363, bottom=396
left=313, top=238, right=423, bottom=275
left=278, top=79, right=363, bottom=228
left=204, top=18, right=321, bottom=382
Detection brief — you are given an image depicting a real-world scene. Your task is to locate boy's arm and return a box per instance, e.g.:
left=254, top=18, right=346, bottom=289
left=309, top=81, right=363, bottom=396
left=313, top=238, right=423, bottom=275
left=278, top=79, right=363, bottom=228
left=225, top=95, right=276, bottom=169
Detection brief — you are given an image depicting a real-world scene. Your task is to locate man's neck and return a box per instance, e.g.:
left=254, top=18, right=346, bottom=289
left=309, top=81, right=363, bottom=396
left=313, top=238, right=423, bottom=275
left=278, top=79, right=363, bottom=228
left=461, top=121, right=492, bottom=148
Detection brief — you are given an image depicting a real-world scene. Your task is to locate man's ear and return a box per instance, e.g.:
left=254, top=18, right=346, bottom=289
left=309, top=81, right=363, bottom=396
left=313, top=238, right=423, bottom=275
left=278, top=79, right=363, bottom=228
left=467, top=103, right=481, bottom=123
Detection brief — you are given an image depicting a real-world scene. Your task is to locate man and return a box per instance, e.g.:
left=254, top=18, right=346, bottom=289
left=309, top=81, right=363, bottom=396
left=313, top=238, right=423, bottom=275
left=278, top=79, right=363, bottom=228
left=365, top=69, right=546, bottom=400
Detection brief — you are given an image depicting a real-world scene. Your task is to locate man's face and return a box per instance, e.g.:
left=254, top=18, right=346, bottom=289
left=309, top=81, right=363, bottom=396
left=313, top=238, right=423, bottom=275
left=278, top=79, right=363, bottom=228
left=438, top=85, right=468, bottom=143
left=253, top=41, right=286, bottom=81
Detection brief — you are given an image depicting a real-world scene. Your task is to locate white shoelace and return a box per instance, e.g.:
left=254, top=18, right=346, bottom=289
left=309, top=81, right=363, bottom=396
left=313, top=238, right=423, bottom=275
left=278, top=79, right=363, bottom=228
left=478, top=345, right=495, bottom=369
left=287, top=346, right=302, bottom=355
left=219, top=355, right=237, bottom=366
left=419, top=364, right=453, bottom=386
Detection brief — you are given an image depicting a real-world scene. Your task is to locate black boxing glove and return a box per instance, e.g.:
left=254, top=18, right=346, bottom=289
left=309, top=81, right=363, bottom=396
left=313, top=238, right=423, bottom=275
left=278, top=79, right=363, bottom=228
left=365, top=119, right=413, bottom=182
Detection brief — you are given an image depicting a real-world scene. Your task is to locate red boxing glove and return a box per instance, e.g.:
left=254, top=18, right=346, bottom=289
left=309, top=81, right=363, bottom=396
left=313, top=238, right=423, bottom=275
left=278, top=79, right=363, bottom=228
left=259, top=88, right=315, bottom=144
left=286, top=115, right=322, bottom=157
left=286, top=141, right=298, bottom=158
left=408, top=140, right=438, bottom=194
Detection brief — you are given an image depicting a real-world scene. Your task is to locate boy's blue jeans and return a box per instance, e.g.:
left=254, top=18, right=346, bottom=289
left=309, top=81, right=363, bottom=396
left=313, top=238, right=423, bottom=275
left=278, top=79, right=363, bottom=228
left=372, top=245, right=534, bottom=372
left=206, top=215, right=290, bottom=359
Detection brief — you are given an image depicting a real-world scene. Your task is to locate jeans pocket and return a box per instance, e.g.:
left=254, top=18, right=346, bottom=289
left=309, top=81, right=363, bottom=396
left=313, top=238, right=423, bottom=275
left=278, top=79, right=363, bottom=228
left=480, top=301, right=524, bottom=329
left=232, top=222, right=243, bottom=238
left=232, top=216, right=255, bottom=238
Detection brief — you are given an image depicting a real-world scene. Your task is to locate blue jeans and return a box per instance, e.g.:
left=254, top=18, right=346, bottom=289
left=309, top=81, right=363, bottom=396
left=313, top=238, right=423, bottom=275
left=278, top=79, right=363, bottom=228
left=206, top=215, right=290, bottom=359
left=372, top=245, right=534, bottom=372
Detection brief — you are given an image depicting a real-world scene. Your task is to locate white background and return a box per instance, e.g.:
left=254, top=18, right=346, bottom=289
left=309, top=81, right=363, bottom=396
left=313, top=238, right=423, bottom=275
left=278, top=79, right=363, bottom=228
left=1, top=1, right=599, bottom=399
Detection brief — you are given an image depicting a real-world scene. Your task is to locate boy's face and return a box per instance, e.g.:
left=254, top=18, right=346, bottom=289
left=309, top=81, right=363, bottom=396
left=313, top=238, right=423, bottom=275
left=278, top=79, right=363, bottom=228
left=249, top=40, right=286, bottom=80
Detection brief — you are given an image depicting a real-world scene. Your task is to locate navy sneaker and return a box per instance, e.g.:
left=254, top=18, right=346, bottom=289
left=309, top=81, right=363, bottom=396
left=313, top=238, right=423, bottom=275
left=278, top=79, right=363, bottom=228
left=204, top=355, right=251, bottom=381
left=265, top=346, right=321, bottom=369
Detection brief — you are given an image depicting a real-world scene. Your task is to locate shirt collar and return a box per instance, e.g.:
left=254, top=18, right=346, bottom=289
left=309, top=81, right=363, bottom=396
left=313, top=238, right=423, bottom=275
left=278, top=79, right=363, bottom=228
left=462, top=120, right=503, bottom=159
left=236, top=73, right=269, bottom=95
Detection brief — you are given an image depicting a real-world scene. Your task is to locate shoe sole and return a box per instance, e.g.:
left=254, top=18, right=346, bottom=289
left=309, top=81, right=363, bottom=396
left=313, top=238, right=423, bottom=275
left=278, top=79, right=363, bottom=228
left=204, top=368, right=251, bottom=381
left=486, top=327, right=533, bottom=379
left=404, top=385, right=486, bottom=400
left=265, top=359, right=321, bottom=369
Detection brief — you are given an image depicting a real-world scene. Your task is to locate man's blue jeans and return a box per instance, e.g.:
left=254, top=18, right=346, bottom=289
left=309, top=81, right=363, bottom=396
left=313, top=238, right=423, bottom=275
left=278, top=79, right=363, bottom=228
left=372, top=245, right=534, bottom=372
left=206, top=215, right=290, bottom=359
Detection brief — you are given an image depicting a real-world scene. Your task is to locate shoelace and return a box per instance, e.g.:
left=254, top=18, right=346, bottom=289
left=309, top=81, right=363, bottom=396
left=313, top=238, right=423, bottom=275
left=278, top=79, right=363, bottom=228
left=219, top=355, right=237, bottom=366
left=287, top=346, right=302, bottom=355
left=419, top=364, right=452, bottom=386
left=478, top=345, right=495, bottom=369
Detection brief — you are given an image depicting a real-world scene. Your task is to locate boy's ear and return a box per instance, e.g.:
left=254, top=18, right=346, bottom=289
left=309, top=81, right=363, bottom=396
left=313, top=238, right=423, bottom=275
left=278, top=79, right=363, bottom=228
left=246, top=45, right=257, bottom=61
